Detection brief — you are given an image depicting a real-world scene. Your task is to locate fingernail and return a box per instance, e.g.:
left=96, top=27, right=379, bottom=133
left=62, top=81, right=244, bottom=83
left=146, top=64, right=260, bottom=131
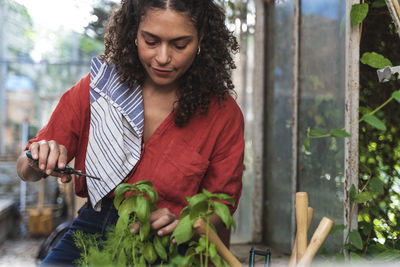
left=40, top=164, right=45, bottom=170
left=46, top=169, right=51, bottom=175
left=58, top=163, right=65, bottom=169
left=158, top=230, right=163, bottom=236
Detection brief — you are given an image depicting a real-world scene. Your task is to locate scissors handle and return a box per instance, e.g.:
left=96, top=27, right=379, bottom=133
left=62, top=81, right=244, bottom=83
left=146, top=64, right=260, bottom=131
left=26, top=150, right=75, bottom=174
left=26, top=150, right=102, bottom=181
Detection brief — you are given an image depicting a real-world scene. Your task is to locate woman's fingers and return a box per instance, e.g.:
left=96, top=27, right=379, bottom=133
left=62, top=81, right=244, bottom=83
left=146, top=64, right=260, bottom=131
left=156, top=219, right=179, bottom=236
left=59, top=174, right=72, bottom=183
left=149, top=208, right=178, bottom=236
left=129, top=208, right=179, bottom=236
left=28, top=140, right=69, bottom=178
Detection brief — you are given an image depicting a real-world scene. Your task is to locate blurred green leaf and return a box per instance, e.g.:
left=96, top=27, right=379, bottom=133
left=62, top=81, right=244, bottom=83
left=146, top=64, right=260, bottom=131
left=310, top=129, right=326, bottom=137
left=350, top=3, right=369, bottom=26
left=360, top=52, right=393, bottom=69
left=154, top=235, right=168, bottom=261
left=369, top=177, right=384, bottom=194
left=349, top=230, right=363, bottom=250
left=350, top=251, right=367, bottom=262
left=374, top=249, right=400, bottom=262
left=330, top=224, right=345, bottom=235
left=392, top=91, right=400, bottom=103
left=139, top=221, right=150, bottom=242
left=304, top=137, right=311, bottom=154
left=143, top=242, right=157, bottom=264
left=350, top=184, right=357, bottom=201
left=354, top=192, right=375, bottom=203
left=371, top=0, right=386, bottom=8
left=363, top=114, right=387, bottom=131
left=330, top=129, right=351, bottom=138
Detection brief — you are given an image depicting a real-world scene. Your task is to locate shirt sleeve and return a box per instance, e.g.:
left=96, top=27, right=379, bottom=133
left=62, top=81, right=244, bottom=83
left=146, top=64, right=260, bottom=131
left=26, top=73, right=91, bottom=163
left=200, top=97, right=245, bottom=214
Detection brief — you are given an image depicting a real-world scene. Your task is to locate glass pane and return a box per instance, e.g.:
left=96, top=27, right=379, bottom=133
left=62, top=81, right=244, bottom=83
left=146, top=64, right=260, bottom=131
left=263, top=0, right=294, bottom=252
left=298, top=0, right=346, bottom=251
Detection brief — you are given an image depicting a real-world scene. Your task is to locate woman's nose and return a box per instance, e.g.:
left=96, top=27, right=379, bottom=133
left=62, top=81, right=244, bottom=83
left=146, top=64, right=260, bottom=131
left=155, top=45, right=171, bottom=65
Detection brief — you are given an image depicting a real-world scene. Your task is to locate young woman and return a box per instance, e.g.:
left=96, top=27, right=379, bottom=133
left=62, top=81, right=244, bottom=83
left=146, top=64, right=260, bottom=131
left=17, top=0, right=244, bottom=265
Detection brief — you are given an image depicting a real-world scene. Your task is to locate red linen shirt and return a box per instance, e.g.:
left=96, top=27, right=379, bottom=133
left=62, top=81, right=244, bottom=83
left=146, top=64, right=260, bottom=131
left=28, top=73, right=245, bottom=216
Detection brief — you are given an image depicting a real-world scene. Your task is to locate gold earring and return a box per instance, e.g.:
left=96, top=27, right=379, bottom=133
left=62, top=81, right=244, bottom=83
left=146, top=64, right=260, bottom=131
left=197, top=46, right=201, bottom=55
left=135, top=39, right=138, bottom=46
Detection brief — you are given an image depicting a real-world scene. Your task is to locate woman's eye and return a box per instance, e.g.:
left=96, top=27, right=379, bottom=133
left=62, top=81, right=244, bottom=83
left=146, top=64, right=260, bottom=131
left=145, top=40, right=157, bottom=46
left=174, top=44, right=187, bottom=50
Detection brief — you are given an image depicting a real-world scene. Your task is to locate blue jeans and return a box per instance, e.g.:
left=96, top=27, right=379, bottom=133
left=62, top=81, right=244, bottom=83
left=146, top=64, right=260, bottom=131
left=40, top=198, right=119, bottom=266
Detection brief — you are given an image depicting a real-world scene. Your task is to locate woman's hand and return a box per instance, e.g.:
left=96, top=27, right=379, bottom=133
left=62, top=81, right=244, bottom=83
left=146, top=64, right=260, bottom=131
left=17, top=140, right=72, bottom=183
left=130, top=208, right=179, bottom=239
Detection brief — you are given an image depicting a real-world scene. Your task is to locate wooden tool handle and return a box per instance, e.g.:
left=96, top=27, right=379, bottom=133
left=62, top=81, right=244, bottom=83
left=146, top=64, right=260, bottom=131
left=392, top=0, right=400, bottom=19
left=295, top=192, right=308, bottom=262
left=38, top=179, right=45, bottom=212
left=193, top=219, right=242, bottom=267
left=289, top=207, right=313, bottom=267
left=296, top=217, right=334, bottom=267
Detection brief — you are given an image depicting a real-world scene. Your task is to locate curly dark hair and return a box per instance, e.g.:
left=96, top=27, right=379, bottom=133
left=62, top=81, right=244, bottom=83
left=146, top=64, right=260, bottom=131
left=101, top=0, right=239, bottom=126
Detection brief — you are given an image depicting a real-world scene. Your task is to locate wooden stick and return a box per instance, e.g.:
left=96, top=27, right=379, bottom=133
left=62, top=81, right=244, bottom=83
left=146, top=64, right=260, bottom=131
left=296, top=217, right=334, bottom=267
left=295, top=192, right=308, bottom=262
left=392, top=0, right=400, bottom=19
left=288, top=207, right=313, bottom=267
left=193, top=219, right=242, bottom=267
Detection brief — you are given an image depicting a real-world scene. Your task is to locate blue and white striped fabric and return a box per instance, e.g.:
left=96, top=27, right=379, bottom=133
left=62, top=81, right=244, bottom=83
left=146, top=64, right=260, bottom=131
left=86, top=57, right=144, bottom=211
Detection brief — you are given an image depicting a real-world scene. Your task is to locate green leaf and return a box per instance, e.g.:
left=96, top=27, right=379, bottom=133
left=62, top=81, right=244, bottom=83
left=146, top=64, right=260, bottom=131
left=114, top=183, right=131, bottom=197
left=209, top=242, right=218, bottom=258
left=135, top=195, right=150, bottom=222
left=392, top=91, right=400, bottom=103
left=354, top=192, right=375, bottom=203
left=115, top=212, right=130, bottom=234
left=330, top=224, right=345, bottom=235
left=360, top=52, right=392, bottom=69
left=350, top=184, right=357, bottom=201
left=350, top=252, right=366, bottom=262
left=304, top=137, right=311, bottom=153
left=113, top=193, right=125, bottom=210
left=330, top=129, right=351, bottom=138
left=136, top=184, right=158, bottom=204
left=210, top=193, right=235, bottom=207
left=139, top=221, right=150, bottom=241
left=172, top=215, right=194, bottom=244
left=212, top=201, right=233, bottom=229
left=349, top=230, right=363, bottom=250
left=374, top=249, right=400, bottom=262
left=188, top=193, right=209, bottom=218
left=350, top=3, right=369, bottom=26
left=363, top=114, right=386, bottom=131
left=133, top=180, right=153, bottom=187
left=143, top=243, right=158, bottom=264
left=371, top=0, right=386, bottom=8
left=154, top=235, right=168, bottom=261
left=118, top=195, right=136, bottom=217
left=310, top=129, right=326, bottom=137
left=161, top=235, right=170, bottom=248
left=369, top=177, right=384, bottom=194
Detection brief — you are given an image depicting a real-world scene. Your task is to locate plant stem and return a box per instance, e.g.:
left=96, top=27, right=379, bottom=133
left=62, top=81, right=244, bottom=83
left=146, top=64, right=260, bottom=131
left=308, top=96, right=394, bottom=139
left=205, top=210, right=210, bottom=267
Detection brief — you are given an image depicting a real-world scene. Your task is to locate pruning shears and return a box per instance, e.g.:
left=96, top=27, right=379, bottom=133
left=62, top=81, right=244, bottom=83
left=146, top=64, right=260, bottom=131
left=26, top=150, right=102, bottom=181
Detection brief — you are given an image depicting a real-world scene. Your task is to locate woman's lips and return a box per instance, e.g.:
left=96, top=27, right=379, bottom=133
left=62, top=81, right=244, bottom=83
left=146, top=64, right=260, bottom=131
left=152, top=67, right=173, bottom=76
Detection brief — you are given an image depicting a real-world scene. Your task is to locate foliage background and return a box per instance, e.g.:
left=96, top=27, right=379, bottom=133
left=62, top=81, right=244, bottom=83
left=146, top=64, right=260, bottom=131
left=357, top=0, right=400, bottom=256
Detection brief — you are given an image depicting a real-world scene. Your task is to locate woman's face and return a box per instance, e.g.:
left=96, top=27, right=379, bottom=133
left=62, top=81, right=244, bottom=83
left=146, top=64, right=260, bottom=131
left=137, top=8, right=200, bottom=90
